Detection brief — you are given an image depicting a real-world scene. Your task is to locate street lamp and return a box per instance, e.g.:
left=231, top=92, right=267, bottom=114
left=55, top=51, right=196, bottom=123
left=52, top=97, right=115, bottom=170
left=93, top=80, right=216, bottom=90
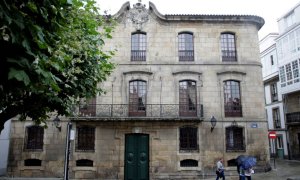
left=210, top=116, right=217, bottom=132
left=53, top=115, right=61, bottom=131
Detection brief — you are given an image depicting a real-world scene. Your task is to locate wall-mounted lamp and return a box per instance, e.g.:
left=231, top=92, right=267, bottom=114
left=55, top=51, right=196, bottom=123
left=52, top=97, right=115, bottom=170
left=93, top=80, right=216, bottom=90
left=53, top=115, right=61, bottom=131
left=210, top=116, right=217, bottom=132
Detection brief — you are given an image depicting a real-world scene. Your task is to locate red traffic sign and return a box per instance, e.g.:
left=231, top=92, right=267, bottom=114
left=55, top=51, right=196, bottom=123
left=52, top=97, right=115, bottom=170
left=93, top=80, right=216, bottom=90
left=268, top=131, right=276, bottom=139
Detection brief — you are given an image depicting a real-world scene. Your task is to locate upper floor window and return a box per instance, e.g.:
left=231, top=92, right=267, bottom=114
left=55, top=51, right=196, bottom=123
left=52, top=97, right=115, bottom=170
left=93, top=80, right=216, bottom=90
left=25, top=126, right=44, bottom=151
left=178, top=32, right=194, bottom=61
left=270, top=83, right=278, bottom=102
left=131, top=32, right=146, bottom=61
left=224, top=80, right=242, bottom=117
left=179, top=80, right=197, bottom=117
left=76, top=126, right=95, bottom=151
left=179, top=126, right=198, bottom=151
left=221, top=33, right=237, bottom=61
left=226, top=126, right=245, bottom=151
left=79, top=97, right=96, bottom=116
left=129, top=80, right=147, bottom=116
left=272, top=108, right=281, bottom=129
left=270, top=55, right=274, bottom=65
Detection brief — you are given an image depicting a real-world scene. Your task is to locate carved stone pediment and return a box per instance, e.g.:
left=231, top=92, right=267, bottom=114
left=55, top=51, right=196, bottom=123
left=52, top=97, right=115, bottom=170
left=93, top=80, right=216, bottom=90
left=127, top=0, right=149, bottom=30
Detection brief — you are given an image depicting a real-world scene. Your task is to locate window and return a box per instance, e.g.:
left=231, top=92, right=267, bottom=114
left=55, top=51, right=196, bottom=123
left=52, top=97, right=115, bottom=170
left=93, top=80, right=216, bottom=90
left=272, top=108, right=281, bottom=129
left=179, top=80, right=197, bottom=116
left=24, top=159, right=42, bottom=166
left=131, top=32, right=146, bottom=61
left=76, top=126, right=95, bottom=151
left=221, top=33, right=237, bottom=61
left=226, top=126, right=244, bottom=151
left=180, top=159, right=198, bottom=167
left=224, top=80, right=242, bottom=117
left=178, top=32, right=194, bottom=61
left=270, top=55, right=274, bottom=65
left=179, top=126, right=198, bottom=151
left=292, top=60, right=299, bottom=83
left=270, top=83, right=278, bottom=102
left=25, top=126, right=44, bottom=151
left=76, top=159, right=93, bottom=167
left=286, top=63, right=293, bottom=85
left=129, top=80, right=147, bottom=116
left=279, top=66, right=286, bottom=87
left=79, top=97, right=96, bottom=116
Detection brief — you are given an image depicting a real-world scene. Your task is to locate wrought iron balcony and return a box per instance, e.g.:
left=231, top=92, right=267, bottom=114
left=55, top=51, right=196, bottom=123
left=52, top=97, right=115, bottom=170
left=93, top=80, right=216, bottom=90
left=224, top=104, right=243, bottom=117
left=286, top=112, right=300, bottom=124
left=71, top=104, right=204, bottom=121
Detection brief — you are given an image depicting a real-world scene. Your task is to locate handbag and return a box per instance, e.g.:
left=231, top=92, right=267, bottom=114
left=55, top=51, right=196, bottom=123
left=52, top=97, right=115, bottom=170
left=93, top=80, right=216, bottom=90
left=216, top=170, right=219, bottom=175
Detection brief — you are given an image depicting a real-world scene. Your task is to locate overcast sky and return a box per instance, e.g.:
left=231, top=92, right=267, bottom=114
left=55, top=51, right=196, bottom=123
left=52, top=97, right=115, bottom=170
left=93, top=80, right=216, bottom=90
left=96, top=0, right=300, bottom=40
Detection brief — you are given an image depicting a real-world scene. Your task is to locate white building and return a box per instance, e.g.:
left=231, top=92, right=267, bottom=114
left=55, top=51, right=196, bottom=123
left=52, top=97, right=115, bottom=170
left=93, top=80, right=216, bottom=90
left=260, top=2, right=300, bottom=160
left=260, top=33, right=288, bottom=159
left=0, top=120, right=11, bottom=175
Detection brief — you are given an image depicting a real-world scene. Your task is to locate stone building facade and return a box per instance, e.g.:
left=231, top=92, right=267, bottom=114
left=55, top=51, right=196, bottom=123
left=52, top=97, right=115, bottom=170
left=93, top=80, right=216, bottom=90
left=7, top=2, right=270, bottom=179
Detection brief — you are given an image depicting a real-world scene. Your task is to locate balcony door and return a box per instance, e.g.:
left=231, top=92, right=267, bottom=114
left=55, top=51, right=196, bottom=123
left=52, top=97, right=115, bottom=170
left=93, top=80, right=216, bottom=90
left=129, top=80, right=147, bottom=116
left=179, top=80, right=197, bottom=117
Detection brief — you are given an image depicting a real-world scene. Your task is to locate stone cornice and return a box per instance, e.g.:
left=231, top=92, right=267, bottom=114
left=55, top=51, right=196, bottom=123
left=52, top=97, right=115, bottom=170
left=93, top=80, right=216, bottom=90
left=113, top=1, right=265, bottom=30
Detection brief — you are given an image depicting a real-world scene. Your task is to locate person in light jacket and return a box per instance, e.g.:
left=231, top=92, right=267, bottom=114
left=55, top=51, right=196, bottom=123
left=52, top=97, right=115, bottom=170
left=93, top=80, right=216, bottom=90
left=216, top=158, right=225, bottom=180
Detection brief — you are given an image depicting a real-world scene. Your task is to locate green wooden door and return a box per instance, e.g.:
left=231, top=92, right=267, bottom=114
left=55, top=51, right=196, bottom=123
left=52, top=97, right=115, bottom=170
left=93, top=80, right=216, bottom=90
left=125, top=134, right=149, bottom=180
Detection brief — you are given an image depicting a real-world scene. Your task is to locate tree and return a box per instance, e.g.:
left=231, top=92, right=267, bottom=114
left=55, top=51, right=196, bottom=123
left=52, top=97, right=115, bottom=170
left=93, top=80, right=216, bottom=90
left=0, top=0, right=115, bottom=131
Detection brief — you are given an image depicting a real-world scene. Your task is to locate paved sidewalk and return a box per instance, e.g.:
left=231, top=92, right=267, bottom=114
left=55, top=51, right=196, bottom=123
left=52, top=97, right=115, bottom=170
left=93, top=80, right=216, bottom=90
left=206, top=158, right=300, bottom=180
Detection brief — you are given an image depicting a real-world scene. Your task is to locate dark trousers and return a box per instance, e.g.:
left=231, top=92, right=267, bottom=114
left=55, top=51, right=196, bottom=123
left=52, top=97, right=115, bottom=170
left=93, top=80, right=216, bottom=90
left=216, top=171, right=225, bottom=180
left=239, top=175, right=251, bottom=180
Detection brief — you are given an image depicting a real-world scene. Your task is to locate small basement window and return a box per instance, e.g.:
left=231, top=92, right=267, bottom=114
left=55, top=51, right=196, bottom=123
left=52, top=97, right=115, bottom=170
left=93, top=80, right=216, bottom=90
left=76, top=159, right=93, bottom=167
left=24, top=159, right=42, bottom=166
left=227, top=159, right=237, bottom=167
left=180, top=159, right=198, bottom=167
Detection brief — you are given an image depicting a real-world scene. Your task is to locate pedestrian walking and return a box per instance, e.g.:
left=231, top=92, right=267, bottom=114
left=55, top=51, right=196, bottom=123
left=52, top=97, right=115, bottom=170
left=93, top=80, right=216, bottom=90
left=216, top=158, right=225, bottom=180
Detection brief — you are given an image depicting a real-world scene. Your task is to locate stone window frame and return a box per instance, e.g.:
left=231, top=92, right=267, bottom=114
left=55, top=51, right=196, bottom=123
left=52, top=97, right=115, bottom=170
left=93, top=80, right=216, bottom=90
left=179, top=80, right=197, bottom=117
left=131, top=32, right=147, bottom=61
left=223, top=80, right=242, bottom=117
left=76, top=126, right=96, bottom=152
left=128, top=79, right=147, bottom=116
left=225, top=125, right=245, bottom=152
left=220, top=32, right=237, bottom=62
left=24, top=125, right=44, bottom=151
left=179, top=126, right=199, bottom=152
left=217, top=71, right=246, bottom=118
left=178, top=31, right=194, bottom=61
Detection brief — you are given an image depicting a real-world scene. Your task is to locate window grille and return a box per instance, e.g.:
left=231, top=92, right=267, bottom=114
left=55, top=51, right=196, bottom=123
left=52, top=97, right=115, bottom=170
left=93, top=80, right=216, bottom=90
left=179, top=127, right=198, bottom=151
left=76, top=126, right=95, bottom=151
left=180, top=159, right=198, bottom=167
left=24, top=159, right=42, bottom=166
left=76, top=159, right=93, bottom=167
left=226, top=126, right=245, bottom=151
left=25, top=126, right=44, bottom=150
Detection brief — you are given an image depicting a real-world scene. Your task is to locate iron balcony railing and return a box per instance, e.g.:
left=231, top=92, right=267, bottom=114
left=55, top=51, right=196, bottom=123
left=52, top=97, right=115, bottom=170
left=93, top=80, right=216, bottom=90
left=224, top=104, right=243, bottom=117
left=222, top=50, right=237, bottom=62
left=72, top=104, right=204, bottom=119
left=179, top=50, right=194, bottom=61
left=131, top=50, right=146, bottom=61
left=286, top=112, right=300, bottom=124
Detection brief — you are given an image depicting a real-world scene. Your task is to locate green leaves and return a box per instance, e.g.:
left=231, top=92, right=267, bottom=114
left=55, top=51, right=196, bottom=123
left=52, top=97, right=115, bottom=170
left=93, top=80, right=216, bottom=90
left=0, top=0, right=115, bottom=127
left=8, top=68, right=30, bottom=86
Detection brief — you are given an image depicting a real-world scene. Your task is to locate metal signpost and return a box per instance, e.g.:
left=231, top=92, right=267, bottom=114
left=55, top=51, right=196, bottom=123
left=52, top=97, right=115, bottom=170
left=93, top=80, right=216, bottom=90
left=268, top=131, right=276, bottom=169
left=64, top=122, right=73, bottom=180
